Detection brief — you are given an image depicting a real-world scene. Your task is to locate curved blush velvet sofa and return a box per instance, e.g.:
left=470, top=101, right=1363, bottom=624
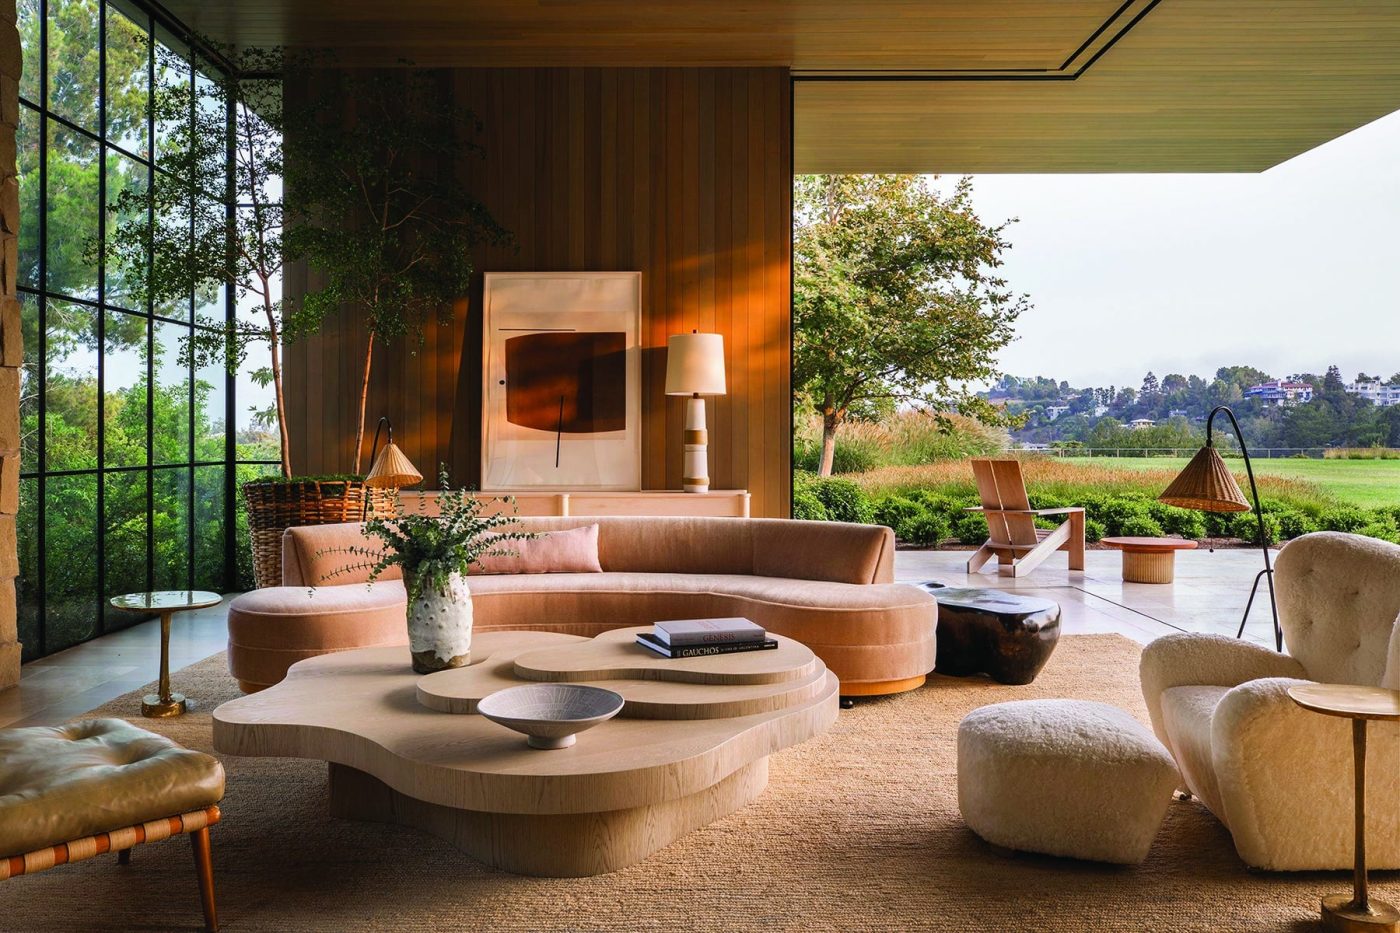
left=226, top=516, right=938, bottom=698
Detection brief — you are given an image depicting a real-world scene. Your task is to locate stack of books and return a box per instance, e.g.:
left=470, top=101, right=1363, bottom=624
left=635, top=617, right=777, bottom=659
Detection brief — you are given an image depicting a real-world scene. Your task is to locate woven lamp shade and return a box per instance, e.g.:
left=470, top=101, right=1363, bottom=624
left=1158, top=445, right=1250, bottom=512
left=364, top=442, right=423, bottom=489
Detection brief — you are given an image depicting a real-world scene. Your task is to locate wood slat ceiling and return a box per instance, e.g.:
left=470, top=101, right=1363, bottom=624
left=161, top=0, right=1400, bottom=173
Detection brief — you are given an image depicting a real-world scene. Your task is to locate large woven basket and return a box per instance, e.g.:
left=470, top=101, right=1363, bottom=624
left=243, top=479, right=397, bottom=588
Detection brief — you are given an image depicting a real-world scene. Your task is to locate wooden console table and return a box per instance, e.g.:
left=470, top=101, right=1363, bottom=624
left=400, top=489, right=749, bottom=518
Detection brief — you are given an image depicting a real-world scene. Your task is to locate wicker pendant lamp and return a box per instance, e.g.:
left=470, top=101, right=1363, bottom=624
left=366, top=441, right=423, bottom=489
left=1158, top=445, right=1250, bottom=512
left=1158, top=405, right=1281, bottom=650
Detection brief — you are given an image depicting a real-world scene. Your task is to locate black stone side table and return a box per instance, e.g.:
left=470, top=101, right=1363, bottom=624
left=918, top=584, right=1061, bottom=685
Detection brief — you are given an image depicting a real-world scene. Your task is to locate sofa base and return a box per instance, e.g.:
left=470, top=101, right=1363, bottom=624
left=840, top=674, right=926, bottom=698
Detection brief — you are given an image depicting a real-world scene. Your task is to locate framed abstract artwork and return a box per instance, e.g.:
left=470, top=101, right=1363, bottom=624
left=481, top=272, right=642, bottom=490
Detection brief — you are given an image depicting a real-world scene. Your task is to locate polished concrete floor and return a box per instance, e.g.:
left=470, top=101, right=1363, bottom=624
left=2, top=547, right=1279, bottom=728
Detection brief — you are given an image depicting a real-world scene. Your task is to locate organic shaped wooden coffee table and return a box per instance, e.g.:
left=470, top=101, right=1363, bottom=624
left=213, top=628, right=838, bottom=877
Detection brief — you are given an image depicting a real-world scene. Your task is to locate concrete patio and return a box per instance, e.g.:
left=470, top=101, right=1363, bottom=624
left=895, top=546, right=1280, bottom=647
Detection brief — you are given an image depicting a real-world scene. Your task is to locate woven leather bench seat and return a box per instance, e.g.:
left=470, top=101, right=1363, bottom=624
left=0, top=718, right=225, bottom=859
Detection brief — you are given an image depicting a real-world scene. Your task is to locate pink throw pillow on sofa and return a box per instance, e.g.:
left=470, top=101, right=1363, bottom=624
left=473, top=524, right=603, bottom=575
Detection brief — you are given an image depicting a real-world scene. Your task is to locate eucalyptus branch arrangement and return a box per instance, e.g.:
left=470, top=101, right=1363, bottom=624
left=321, top=468, right=534, bottom=603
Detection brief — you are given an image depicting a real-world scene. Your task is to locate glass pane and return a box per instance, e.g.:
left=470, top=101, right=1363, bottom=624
left=45, top=472, right=99, bottom=653
left=19, top=292, right=39, bottom=473
left=103, top=309, right=147, bottom=468
left=45, top=119, right=100, bottom=300
left=18, top=0, right=38, bottom=105
left=104, top=5, right=150, bottom=157
left=195, top=337, right=226, bottom=462
left=17, top=104, right=39, bottom=289
left=153, top=34, right=190, bottom=167
left=152, top=466, right=189, bottom=590
left=102, top=469, right=149, bottom=628
left=16, top=477, right=39, bottom=662
left=234, top=461, right=280, bottom=589
left=154, top=319, right=191, bottom=464
left=193, top=465, right=225, bottom=591
left=46, top=0, right=101, bottom=133
left=235, top=362, right=279, bottom=461
left=241, top=79, right=283, bottom=205
left=44, top=298, right=98, bottom=472
left=103, top=148, right=148, bottom=308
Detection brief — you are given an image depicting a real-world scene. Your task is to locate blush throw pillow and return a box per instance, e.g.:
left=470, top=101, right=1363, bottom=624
left=473, top=524, right=603, bottom=575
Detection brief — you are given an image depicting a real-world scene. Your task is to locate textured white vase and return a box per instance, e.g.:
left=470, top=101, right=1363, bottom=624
left=405, top=571, right=473, bottom=674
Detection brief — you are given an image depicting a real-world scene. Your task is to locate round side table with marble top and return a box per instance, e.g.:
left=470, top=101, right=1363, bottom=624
left=1289, top=683, right=1400, bottom=933
left=109, top=590, right=222, bottom=718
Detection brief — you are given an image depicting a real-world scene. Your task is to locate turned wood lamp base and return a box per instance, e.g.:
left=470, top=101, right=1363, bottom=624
left=1323, top=894, right=1400, bottom=932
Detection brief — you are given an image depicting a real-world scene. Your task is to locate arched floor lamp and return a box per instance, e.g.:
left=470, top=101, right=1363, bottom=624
left=1158, top=405, right=1282, bottom=651
left=362, top=416, right=423, bottom=519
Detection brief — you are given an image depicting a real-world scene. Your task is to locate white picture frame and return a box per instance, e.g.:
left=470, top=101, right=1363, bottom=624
left=480, top=272, right=643, bottom=491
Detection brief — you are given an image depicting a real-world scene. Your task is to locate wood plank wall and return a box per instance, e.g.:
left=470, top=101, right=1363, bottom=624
left=283, top=68, right=793, bottom=517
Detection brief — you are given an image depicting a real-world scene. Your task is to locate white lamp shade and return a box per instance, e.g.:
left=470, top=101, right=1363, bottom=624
left=664, top=332, right=726, bottom=396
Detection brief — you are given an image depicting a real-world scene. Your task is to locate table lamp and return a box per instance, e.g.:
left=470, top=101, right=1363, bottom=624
left=664, top=331, right=726, bottom=493
left=1158, top=405, right=1281, bottom=651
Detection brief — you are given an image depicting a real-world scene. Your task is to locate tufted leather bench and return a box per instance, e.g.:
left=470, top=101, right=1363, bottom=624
left=0, top=718, right=225, bottom=931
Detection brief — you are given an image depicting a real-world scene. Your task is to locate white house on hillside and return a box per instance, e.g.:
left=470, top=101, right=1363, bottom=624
left=1346, top=378, right=1400, bottom=407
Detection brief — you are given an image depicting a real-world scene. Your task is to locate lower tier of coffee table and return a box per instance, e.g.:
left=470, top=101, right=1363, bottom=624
left=327, top=759, right=769, bottom=877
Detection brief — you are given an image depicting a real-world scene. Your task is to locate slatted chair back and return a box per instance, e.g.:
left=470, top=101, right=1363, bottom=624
left=970, top=459, right=1040, bottom=548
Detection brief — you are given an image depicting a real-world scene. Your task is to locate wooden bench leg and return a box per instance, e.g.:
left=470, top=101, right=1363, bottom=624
left=190, top=827, right=218, bottom=932
left=117, top=848, right=131, bottom=865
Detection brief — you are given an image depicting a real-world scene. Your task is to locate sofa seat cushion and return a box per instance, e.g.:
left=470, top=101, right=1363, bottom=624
left=1159, top=684, right=1230, bottom=816
left=0, top=719, right=224, bottom=856
left=227, top=581, right=409, bottom=689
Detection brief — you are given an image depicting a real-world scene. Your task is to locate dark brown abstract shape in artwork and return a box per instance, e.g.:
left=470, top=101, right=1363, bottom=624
left=505, top=331, right=627, bottom=433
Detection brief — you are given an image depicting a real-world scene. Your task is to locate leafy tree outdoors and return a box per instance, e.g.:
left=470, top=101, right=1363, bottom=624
left=283, top=70, right=508, bottom=473
left=101, top=41, right=298, bottom=476
left=793, top=174, right=1028, bottom=476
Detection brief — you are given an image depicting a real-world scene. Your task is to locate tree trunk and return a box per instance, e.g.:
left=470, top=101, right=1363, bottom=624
left=352, top=332, right=375, bottom=474
left=819, top=412, right=839, bottom=477
left=266, top=308, right=292, bottom=478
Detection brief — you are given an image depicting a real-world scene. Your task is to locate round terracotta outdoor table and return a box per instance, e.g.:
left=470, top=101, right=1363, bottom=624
left=1100, top=537, right=1198, bottom=584
left=1289, top=684, right=1400, bottom=933
left=109, top=590, right=221, bottom=718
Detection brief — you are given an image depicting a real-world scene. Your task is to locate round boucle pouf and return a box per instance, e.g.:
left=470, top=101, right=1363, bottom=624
left=957, top=699, right=1180, bottom=865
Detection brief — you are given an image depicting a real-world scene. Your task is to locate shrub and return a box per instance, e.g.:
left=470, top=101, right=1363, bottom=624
left=1083, top=518, right=1107, bottom=542
left=1230, top=511, right=1281, bottom=545
left=1273, top=508, right=1318, bottom=540
left=1118, top=512, right=1165, bottom=538
left=1357, top=516, right=1400, bottom=543
left=831, top=440, right=880, bottom=475
left=1149, top=501, right=1206, bottom=539
left=792, top=485, right=829, bottom=521
left=897, top=512, right=949, bottom=546
left=872, top=495, right=922, bottom=531
left=952, top=511, right=990, bottom=544
left=804, top=475, right=874, bottom=524
left=1318, top=506, right=1370, bottom=533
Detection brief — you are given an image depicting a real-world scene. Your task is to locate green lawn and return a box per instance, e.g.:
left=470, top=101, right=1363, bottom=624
left=1063, top=456, right=1400, bottom=508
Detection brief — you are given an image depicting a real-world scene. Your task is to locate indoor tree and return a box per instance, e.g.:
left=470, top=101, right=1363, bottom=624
left=102, top=41, right=300, bottom=476
left=793, top=174, right=1030, bottom=476
left=283, top=69, right=508, bottom=473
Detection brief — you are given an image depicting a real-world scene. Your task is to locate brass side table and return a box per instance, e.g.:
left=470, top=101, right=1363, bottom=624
left=110, top=591, right=222, bottom=718
left=1289, top=683, right=1400, bottom=933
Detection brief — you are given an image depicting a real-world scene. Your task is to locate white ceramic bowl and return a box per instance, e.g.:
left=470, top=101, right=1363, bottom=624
left=476, top=684, right=625, bottom=749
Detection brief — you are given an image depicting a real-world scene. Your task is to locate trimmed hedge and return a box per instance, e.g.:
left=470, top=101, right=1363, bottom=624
left=793, top=472, right=1400, bottom=545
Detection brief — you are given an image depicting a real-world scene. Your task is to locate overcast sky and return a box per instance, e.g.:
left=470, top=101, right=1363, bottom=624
left=947, top=107, right=1400, bottom=391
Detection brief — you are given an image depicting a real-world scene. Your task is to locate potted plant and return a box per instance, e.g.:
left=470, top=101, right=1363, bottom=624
left=283, top=67, right=510, bottom=474
left=323, top=469, right=533, bottom=674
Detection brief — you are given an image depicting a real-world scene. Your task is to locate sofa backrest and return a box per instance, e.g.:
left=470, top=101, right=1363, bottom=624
left=1275, top=531, right=1400, bottom=686
left=281, top=516, right=895, bottom=587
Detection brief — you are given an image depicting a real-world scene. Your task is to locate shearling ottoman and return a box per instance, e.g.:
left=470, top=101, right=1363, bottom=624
left=957, top=699, right=1179, bottom=864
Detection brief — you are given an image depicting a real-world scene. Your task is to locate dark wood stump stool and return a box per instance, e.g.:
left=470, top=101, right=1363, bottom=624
left=919, top=585, right=1061, bottom=685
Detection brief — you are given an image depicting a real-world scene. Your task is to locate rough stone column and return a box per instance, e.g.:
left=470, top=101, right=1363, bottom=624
left=0, top=0, right=19, bottom=688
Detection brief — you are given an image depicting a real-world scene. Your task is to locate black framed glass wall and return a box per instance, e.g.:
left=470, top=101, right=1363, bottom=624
left=15, top=0, right=280, bottom=661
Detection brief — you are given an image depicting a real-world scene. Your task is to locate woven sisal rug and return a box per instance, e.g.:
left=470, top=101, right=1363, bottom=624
left=2, top=635, right=1381, bottom=931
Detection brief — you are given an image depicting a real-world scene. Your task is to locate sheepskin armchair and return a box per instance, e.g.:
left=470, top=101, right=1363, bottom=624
left=1139, top=532, right=1400, bottom=870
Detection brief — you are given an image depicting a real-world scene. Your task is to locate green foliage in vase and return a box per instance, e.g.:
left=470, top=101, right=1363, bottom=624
left=793, top=174, right=1029, bottom=476
left=321, top=468, right=535, bottom=603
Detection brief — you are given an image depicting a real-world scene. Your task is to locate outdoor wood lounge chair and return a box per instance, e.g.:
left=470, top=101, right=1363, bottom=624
left=966, top=458, right=1085, bottom=577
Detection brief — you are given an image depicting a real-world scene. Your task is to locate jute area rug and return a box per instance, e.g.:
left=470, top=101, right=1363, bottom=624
left=3, top=634, right=1381, bottom=932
